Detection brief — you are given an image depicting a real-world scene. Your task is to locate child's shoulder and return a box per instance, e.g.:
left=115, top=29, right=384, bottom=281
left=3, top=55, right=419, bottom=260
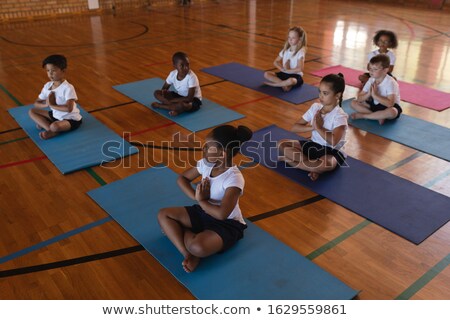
left=307, top=102, right=322, bottom=111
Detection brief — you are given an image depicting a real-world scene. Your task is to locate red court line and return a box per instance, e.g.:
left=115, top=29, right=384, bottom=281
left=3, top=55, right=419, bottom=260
left=0, top=155, right=47, bottom=169
left=229, top=95, right=272, bottom=109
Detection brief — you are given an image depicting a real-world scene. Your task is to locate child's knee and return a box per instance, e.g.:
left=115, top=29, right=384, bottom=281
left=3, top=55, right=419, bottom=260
left=157, top=208, right=169, bottom=221
left=187, top=241, right=208, bottom=258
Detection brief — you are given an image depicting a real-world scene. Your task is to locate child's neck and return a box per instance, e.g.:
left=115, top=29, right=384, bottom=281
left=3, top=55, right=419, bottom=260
left=374, top=74, right=387, bottom=84
left=51, top=79, right=65, bottom=88
left=321, top=103, right=337, bottom=113
left=211, top=161, right=232, bottom=176
left=177, top=72, right=188, bottom=81
left=378, top=48, right=389, bottom=54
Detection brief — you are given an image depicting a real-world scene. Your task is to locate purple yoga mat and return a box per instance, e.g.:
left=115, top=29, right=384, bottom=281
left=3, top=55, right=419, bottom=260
left=202, top=62, right=319, bottom=104
left=241, top=125, right=450, bottom=244
left=310, top=65, right=450, bottom=111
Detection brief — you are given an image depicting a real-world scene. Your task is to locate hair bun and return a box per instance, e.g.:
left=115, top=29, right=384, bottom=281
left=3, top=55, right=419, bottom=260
left=337, top=72, right=344, bottom=78
left=236, top=125, right=253, bottom=143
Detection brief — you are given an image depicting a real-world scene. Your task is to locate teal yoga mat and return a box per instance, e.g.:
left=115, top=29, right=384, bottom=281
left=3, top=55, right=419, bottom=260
left=113, top=78, right=245, bottom=132
left=87, top=167, right=358, bottom=300
left=342, top=99, right=450, bottom=161
left=8, top=105, right=138, bottom=174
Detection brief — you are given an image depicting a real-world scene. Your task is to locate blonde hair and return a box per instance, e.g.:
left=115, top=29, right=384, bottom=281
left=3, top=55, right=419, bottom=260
left=282, top=26, right=307, bottom=55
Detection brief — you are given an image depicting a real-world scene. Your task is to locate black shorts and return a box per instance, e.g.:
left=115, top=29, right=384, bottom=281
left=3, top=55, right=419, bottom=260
left=171, top=92, right=202, bottom=112
left=186, top=204, right=247, bottom=252
left=367, top=99, right=402, bottom=120
left=48, top=111, right=82, bottom=131
left=275, top=72, right=304, bottom=88
left=299, top=140, right=347, bottom=166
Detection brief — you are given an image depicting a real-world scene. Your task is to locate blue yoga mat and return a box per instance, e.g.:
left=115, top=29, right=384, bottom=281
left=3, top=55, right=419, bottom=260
left=113, top=78, right=245, bottom=132
left=8, top=105, right=138, bottom=174
left=201, top=62, right=319, bottom=104
left=241, top=125, right=450, bottom=244
left=88, top=167, right=358, bottom=300
left=343, top=99, right=450, bottom=161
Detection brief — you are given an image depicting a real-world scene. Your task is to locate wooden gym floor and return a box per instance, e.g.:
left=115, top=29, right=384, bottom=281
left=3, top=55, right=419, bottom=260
left=0, top=0, right=449, bottom=299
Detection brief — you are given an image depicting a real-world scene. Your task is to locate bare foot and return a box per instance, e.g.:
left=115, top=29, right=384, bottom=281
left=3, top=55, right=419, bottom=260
left=151, top=102, right=163, bottom=109
left=39, top=131, right=57, bottom=140
left=182, top=254, right=200, bottom=273
left=378, top=119, right=385, bottom=125
left=282, top=86, right=292, bottom=92
left=169, top=110, right=179, bottom=116
left=308, top=172, right=320, bottom=181
left=350, top=112, right=364, bottom=120
left=263, top=81, right=276, bottom=87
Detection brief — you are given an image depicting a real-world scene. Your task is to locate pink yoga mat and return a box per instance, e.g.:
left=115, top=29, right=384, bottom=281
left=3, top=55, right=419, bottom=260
left=311, top=65, right=450, bottom=111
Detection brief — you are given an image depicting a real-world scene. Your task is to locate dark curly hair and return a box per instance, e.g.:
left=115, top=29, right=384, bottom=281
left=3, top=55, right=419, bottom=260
left=373, top=30, right=398, bottom=49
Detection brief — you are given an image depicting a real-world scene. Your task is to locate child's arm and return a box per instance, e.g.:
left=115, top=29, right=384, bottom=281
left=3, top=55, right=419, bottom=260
left=196, top=179, right=241, bottom=220
left=48, top=94, right=77, bottom=113
left=356, top=89, right=371, bottom=102
left=313, top=112, right=346, bottom=147
left=284, top=56, right=304, bottom=74
left=177, top=166, right=201, bottom=200
left=291, top=117, right=313, bottom=133
left=371, top=83, right=396, bottom=107
left=34, top=99, right=48, bottom=108
left=273, top=56, right=283, bottom=72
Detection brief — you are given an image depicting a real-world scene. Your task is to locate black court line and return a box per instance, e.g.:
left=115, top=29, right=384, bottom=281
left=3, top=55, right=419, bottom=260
left=0, top=195, right=325, bottom=278
left=0, top=245, right=144, bottom=278
left=89, top=101, right=136, bottom=113
left=248, top=195, right=325, bottom=222
left=0, top=127, right=22, bottom=135
left=0, top=21, right=149, bottom=48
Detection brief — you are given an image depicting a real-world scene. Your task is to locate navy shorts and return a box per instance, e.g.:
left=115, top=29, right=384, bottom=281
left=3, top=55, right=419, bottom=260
left=185, top=204, right=247, bottom=252
left=171, top=92, right=202, bottom=112
left=275, top=71, right=304, bottom=88
left=367, top=99, right=402, bottom=119
left=48, top=111, right=82, bottom=131
left=299, top=140, right=347, bottom=166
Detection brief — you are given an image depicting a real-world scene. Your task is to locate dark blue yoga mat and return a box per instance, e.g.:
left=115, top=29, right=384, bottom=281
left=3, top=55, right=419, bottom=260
left=241, top=125, right=450, bottom=244
left=8, top=105, right=138, bottom=174
left=88, top=167, right=358, bottom=300
left=113, top=78, right=244, bottom=132
left=201, top=62, right=319, bottom=104
left=343, top=99, right=450, bottom=161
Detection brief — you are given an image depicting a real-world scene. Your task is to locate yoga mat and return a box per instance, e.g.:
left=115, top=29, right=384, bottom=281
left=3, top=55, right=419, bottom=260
left=113, top=78, right=244, bottom=132
left=310, top=65, right=450, bottom=111
left=241, top=125, right=450, bottom=244
left=202, top=62, right=319, bottom=104
left=8, top=105, right=138, bottom=174
left=342, top=99, right=450, bottom=162
left=88, top=167, right=358, bottom=300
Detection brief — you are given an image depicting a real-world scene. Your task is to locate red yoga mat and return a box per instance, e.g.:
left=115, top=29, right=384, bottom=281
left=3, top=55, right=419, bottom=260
left=311, top=65, right=450, bottom=111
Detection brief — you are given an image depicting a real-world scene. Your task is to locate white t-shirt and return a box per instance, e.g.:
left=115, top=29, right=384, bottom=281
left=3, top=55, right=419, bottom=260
left=196, top=159, right=245, bottom=224
left=368, top=49, right=396, bottom=66
left=166, top=69, right=202, bottom=99
left=302, top=103, right=348, bottom=150
left=38, top=80, right=81, bottom=121
left=279, top=47, right=305, bottom=76
left=363, top=75, right=401, bottom=105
